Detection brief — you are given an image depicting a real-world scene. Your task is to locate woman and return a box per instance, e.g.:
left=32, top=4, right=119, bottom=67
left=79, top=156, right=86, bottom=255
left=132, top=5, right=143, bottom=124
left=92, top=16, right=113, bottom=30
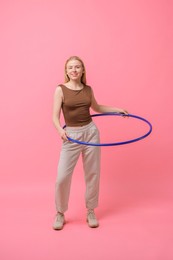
left=52, top=56, right=128, bottom=230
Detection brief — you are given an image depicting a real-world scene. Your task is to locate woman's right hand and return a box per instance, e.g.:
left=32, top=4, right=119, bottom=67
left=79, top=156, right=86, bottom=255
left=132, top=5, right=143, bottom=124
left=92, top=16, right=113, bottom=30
left=58, top=128, right=68, bottom=141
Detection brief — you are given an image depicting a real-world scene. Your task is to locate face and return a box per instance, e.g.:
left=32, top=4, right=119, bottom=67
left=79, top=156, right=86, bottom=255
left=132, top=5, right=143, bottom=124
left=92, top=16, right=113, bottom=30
left=66, top=59, right=84, bottom=82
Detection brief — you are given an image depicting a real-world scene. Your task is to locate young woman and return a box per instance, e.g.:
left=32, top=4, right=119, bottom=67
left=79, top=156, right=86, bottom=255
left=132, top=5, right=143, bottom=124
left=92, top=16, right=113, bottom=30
left=52, top=56, right=128, bottom=230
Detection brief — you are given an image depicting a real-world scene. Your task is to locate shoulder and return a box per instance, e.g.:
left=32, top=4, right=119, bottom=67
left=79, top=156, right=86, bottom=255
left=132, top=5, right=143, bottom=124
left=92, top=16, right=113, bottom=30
left=54, top=84, right=63, bottom=97
left=84, top=84, right=91, bottom=88
left=84, top=85, right=94, bottom=96
left=84, top=84, right=92, bottom=92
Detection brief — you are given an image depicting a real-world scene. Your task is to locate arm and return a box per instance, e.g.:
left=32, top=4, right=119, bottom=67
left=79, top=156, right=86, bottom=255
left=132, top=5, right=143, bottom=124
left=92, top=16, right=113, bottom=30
left=90, top=89, right=128, bottom=115
left=52, top=86, right=68, bottom=141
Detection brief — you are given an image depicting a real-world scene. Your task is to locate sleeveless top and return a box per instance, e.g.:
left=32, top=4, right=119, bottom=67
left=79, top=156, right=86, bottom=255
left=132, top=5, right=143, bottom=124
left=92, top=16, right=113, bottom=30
left=59, top=84, right=92, bottom=127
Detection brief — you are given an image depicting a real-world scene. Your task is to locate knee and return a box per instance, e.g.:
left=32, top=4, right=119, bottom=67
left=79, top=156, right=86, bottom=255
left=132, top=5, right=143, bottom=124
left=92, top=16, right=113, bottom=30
left=55, top=177, right=65, bottom=188
left=55, top=174, right=70, bottom=189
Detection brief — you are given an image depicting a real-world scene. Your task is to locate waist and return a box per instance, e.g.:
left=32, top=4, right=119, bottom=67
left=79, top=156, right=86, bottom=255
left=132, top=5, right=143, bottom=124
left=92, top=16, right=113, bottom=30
left=65, top=121, right=95, bottom=132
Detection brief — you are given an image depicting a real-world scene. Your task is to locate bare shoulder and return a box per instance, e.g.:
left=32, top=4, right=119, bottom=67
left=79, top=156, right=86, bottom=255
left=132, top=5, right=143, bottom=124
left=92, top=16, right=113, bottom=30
left=54, top=85, right=63, bottom=97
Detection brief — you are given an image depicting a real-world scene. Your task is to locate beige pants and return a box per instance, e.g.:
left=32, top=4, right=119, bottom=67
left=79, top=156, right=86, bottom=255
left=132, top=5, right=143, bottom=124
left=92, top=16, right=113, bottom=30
left=55, top=121, right=101, bottom=213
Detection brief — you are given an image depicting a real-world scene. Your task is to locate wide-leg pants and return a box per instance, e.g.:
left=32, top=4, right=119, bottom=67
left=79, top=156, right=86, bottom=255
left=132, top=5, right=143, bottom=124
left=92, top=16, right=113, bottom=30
left=55, top=121, right=101, bottom=213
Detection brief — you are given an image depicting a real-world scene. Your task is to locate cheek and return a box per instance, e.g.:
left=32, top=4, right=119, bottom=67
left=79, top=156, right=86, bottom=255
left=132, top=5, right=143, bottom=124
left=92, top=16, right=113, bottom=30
left=78, top=69, right=83, bottom=74
left=66, top=69, right=71, bottom=74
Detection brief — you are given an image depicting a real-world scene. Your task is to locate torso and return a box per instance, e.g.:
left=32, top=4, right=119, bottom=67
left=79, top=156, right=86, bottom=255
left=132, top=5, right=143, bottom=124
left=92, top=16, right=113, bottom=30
left=59, top=84, right=92, bottom=127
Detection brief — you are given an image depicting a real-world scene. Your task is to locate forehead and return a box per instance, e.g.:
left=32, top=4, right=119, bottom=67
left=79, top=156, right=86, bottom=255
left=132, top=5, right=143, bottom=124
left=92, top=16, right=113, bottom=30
left=66, top=59, right=82, bottom=67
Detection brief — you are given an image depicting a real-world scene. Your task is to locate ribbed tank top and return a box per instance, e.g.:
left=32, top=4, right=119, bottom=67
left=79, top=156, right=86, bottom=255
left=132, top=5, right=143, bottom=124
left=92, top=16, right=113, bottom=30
left=59, top=84, right=92, bottom=127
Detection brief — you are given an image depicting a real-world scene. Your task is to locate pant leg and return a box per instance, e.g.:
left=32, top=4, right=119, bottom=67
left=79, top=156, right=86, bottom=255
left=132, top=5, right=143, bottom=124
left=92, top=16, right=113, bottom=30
left=55, top=137, right=81, bottom=213
left=82, top=123, right=101, bottom=209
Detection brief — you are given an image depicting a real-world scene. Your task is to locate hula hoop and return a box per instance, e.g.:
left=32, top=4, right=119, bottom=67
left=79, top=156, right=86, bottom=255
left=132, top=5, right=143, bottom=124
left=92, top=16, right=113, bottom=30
left=64, top=113, right=152, bottom=146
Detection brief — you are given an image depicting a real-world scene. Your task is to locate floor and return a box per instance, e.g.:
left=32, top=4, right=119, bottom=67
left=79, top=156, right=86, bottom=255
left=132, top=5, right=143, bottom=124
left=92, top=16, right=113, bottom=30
left=1, top=182, right=173, bottom=260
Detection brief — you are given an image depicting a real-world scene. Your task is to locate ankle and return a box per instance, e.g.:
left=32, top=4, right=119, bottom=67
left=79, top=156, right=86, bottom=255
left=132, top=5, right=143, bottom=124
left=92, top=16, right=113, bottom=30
left=57, top=211, right=64, bottom=216
left=87, top=209, right=95, bottom=213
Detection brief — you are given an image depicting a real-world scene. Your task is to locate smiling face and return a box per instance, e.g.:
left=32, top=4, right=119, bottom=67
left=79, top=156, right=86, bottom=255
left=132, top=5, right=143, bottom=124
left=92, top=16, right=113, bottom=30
left=64, top=56, right=86, bottom=84
left=66, top=59, right=84, bottom=82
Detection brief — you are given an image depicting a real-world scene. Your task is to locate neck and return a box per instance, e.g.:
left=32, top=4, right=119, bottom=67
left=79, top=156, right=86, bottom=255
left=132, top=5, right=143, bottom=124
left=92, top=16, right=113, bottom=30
left=68, top=80, right=84, bottom=88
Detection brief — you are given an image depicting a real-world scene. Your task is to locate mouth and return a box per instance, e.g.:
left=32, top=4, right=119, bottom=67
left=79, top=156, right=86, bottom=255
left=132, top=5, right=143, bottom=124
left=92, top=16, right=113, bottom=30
left=71, top=74, right=78, bottom=77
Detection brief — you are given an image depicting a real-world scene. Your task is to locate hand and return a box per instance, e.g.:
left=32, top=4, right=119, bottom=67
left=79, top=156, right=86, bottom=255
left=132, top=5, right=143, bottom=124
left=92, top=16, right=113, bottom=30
left=117, top=108, right=129, bottom=116
left=58, top=128, right=68, bottom=141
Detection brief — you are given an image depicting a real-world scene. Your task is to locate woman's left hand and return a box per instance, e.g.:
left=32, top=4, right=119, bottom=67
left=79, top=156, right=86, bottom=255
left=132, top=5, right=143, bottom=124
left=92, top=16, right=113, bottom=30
left=117, top=108, right=129, bottom=116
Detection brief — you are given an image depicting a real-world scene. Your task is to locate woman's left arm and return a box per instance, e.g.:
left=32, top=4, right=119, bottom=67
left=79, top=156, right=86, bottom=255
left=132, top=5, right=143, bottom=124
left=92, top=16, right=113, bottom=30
left=91, top=89, right=128, bottom=115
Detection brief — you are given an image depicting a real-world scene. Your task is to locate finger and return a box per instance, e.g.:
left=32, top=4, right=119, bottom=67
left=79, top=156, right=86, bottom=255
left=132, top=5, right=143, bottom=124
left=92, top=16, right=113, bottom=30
left=64, top=133, right=68, bottom=140
left=61, top=135, right=67, bottom=141
left=122, top=111, right=129, bottom=118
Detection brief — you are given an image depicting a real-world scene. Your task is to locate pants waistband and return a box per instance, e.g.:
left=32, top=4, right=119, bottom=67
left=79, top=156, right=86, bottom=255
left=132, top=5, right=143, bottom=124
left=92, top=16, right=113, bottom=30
left=65, top=121, right=94, bottom=132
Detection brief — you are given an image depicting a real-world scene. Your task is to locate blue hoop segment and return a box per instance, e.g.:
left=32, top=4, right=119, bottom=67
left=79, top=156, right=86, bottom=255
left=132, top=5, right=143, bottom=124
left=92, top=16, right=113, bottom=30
left=64, top=113, right=152, bottom=147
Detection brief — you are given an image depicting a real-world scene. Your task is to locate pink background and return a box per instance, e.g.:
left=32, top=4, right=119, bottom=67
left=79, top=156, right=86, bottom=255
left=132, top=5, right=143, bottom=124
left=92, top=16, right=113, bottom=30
left=0, top=0, right=173, bottom=259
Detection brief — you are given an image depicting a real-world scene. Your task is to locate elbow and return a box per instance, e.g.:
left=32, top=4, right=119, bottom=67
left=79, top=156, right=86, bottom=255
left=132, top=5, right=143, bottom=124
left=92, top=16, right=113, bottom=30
left=93, top=107, right=102, bottom=113
left=91, top=104, right=101, bottom=113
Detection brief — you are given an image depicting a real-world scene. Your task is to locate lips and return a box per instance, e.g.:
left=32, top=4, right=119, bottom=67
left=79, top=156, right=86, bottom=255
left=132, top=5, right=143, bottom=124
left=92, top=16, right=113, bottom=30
left=71, top=74, right=78, bottom=76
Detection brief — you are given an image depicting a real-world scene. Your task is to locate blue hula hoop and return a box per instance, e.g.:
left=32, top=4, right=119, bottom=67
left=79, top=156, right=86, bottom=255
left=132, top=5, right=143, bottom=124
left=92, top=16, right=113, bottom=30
left=64, top=113, right=152, bottom=147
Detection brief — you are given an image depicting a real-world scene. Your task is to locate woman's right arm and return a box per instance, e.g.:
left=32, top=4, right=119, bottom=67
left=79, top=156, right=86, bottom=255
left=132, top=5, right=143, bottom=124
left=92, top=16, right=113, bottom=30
left=52, top=86, right=68, bottom=141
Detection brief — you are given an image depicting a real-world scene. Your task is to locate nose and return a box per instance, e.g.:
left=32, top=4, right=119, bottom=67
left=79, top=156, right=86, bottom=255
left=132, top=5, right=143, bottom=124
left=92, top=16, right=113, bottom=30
left=72, top=67, right=76, bottom=72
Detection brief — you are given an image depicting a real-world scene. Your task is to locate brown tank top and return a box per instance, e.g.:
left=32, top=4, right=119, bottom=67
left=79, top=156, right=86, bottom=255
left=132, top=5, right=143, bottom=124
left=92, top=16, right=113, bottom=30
left=59, top=84, right=92, bottom=127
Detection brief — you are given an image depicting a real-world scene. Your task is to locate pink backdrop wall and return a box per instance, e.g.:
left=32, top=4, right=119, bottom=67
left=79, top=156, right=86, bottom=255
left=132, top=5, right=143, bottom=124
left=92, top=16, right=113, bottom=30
left=0, top=0, right=173, bottom=258
left=1, top=0, right=172, bottom=193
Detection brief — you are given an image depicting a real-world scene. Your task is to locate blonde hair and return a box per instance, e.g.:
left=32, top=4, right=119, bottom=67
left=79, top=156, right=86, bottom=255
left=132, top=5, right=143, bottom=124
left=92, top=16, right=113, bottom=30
left=64, top=56, right=87, bottom=84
